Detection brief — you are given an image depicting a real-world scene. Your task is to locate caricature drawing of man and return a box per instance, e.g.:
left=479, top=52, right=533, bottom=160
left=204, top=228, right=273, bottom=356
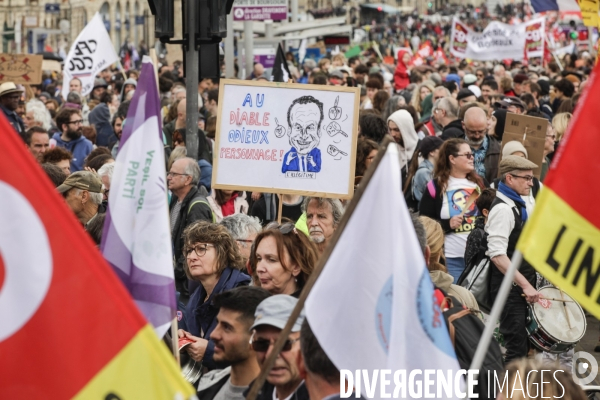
left=281, top=95, right=323, bottom=173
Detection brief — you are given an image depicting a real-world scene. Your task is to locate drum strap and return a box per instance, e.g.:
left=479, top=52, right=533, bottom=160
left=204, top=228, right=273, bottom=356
left=447, top=309, right=472, bottom=347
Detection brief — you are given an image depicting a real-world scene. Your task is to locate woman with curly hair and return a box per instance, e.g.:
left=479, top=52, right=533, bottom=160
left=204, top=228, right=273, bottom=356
left=177, top=221, right=250, bottom=370
left=250, top=222, right=318, bottom=297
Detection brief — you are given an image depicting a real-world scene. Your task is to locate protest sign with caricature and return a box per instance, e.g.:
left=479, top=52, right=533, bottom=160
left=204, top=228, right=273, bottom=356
left=212, top=80, right=359, bottom=199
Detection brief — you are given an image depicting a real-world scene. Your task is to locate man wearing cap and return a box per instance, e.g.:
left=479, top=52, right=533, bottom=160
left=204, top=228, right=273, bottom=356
left=501, top=96, right=525, bottom=115
left=486, top=155, right=541, bottom=363
left=91, top=78, right=108, bottom=101
left=456, top=88, right=477, bottom=107
left=58, top=170, right=105, bottom=226
left=0, top=82, right=26, bottom=141
left=463, top=107, right=500, bottom=183
left=328, top=70, right=345, bottom=86
left=245, top=295, right=309, bottom=400
left=512, top=73, right=528, bottom=96
left=195, top=286, right=271, bottom=400
left=462, top=73, right=477, bottom=88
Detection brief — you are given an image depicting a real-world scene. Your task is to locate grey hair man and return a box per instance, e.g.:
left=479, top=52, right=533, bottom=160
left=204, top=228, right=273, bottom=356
left=302, top=197, right=344, bottom=255
left=434, top=97, right=464, bottom=140
left=97, top=162, right=114, bottom=203
left=24, top=98, right=53, bottom=131
left=486, top=156, right=541, bottom=364
left=220, top=214, right=262, bottom=262
left=168, top=157, right=213, bottom=303
left=57, top=171, right=104, bottom=226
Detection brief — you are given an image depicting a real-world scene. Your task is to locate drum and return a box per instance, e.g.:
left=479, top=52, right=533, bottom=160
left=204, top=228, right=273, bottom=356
left=526, top=286, right=586, bottom=354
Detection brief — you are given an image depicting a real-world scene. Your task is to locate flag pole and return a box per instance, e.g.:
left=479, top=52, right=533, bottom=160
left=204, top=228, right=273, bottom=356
left=277, top=194, right=283, bottom=224
left=469, top=250, right=523, bottom=372
left=245, top=137, right=395, bottom=400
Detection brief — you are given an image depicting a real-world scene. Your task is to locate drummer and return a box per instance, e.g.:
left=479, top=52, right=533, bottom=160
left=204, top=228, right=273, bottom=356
left=486, top=156, right=543, bottom=363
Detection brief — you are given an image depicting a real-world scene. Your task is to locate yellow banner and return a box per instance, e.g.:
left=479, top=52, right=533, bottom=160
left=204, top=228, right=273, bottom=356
left=519, top=188, right=600, bottom=319
left=74, top=325, right=195, bottom=399
left=580, top=0, right=599, bottom=27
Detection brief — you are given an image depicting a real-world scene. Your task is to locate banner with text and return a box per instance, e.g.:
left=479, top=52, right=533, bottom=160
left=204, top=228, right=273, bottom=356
left=450, top=17, right=545, bottom=60
left=213, top=80, right=359, bottom=199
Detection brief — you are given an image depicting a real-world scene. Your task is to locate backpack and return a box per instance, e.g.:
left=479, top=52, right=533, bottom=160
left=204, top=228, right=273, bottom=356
left=443, top=296, right=504, bottom=400
left=187, top=195, right=216, bottom=223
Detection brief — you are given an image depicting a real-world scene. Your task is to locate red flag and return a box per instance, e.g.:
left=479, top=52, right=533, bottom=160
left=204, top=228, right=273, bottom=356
left=0, top=117, right=192, bottom=397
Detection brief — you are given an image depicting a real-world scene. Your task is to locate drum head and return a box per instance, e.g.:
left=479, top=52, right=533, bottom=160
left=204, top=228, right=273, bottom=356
left=532, top=287, right=586, bottom=343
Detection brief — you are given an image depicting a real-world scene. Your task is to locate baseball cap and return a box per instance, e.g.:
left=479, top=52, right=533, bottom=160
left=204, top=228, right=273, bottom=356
left=501, top=96, right=526, bottom=110
left=57, top=171, right=103, bottom=194
left=251, top=295, right=305, bottom=332
left=463, top=73, right=477, bottom=85
left=329, top=69, right=344, bottom=80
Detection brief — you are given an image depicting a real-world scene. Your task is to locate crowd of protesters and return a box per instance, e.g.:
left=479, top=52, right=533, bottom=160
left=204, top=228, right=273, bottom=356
left=2, top=7, right=596, bottom=396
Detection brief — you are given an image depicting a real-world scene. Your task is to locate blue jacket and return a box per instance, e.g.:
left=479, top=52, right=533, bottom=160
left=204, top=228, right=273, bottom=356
left=52, top=132, right=93, bottom=172
left=89, top=103, right=117, bottom=147
left=1, top=104, right=26, bottom=142
left=281, top=147, right=321, bottom=173
left=180, top=267, right=250, bottom=370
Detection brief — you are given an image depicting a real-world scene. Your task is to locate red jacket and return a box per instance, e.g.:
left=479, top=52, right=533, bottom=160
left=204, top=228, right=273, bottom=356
left=394, top=50, right=411, bottom=91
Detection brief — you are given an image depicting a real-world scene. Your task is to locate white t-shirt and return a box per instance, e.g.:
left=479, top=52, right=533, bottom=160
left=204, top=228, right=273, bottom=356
left=440, top=177, right=479, bottom=258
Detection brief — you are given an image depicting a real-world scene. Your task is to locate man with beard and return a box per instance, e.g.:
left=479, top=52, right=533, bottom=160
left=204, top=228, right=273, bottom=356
left=197, top=286, right=271, bottom=399
left=282, top=96, right=323, bottom=174
left=303, top=197, right=344, bottom=256
left=462, top=107, right=500, bottom=184
left=53, top=108, right=93, bottom=172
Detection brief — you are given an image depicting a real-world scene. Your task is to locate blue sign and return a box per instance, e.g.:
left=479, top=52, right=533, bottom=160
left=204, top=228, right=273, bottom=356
left=135, top=16, right=144, bottom=25
left=45, top=3, right=60, bottom=14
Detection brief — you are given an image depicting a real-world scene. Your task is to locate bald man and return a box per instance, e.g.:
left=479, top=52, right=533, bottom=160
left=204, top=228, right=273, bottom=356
left=462, top=107, right=501, bottom=183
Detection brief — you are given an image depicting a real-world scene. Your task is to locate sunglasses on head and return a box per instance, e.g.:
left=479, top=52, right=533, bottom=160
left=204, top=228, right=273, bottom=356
left=265, top=222, right=296, bottom=235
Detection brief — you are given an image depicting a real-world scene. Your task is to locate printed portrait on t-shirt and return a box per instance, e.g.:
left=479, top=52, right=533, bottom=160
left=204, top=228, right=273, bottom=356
left=446, top=188, right=478, bottom=231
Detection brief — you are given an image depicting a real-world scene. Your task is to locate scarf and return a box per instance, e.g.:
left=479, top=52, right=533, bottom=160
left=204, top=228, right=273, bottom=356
left=498, top=181, right=528, bottom=222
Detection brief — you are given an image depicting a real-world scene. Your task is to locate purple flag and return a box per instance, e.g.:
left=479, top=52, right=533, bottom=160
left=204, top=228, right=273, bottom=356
left=101, top=56, right=175, bottom=337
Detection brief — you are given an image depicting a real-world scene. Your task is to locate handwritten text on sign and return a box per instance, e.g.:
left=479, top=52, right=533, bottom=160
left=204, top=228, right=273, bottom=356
left=213, top=80, right=359, bottom=198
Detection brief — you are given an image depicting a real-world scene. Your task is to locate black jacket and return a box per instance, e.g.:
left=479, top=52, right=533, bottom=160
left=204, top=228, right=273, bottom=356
left=89, top=103, right=117, bottom=147
left=441, top=119, right=464, bottom=140
left=1, top=104, right=26, bottom=142
left=482, top=136, right=501, bottom=185
left=169, top=186, right=213, bottom=301
left=244, top=380, right=309, bottom=400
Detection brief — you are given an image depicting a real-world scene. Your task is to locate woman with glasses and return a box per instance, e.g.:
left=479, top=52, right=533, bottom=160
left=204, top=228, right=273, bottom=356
left=419, top=138, right=484, bottom=283
left=177, top=221, right=250, bottom=369
left=249, top=222, right=318, bottom=297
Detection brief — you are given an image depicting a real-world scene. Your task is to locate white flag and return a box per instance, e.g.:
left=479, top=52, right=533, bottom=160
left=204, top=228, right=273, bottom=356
left=62, top=13, right=119, bottom=100
left=305, top=143, right=462, bottom=399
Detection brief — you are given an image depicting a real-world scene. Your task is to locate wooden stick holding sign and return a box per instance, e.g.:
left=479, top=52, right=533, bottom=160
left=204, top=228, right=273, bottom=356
left=277, top=194, right=283, bottom=224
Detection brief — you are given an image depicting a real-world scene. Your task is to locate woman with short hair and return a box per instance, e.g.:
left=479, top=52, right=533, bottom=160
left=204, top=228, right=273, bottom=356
left=177, top=221, right=250, bottom=369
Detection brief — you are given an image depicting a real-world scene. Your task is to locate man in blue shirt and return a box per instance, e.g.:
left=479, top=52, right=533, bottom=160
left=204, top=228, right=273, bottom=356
left=52, top=108, right=93, bottom=172
left=0, top=82, right=26, bottom=142
left=281, top=96, right=323, bottom=174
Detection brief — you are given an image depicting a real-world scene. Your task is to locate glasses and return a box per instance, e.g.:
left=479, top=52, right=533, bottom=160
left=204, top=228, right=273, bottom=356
left=185, top=243, right=215, bottom=258
left=434, top=96, right=445, bottom=101
left=510, top=174, right=534, bottom=182
left=455, top=153, right=474, bottom=159
left=167, top=171, right=189, bottom=178
left=250, top=334, right=300, bottom=352
left=68, top=119, right=84, bottom=126
left=464, top=127, right=487, bottom=136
